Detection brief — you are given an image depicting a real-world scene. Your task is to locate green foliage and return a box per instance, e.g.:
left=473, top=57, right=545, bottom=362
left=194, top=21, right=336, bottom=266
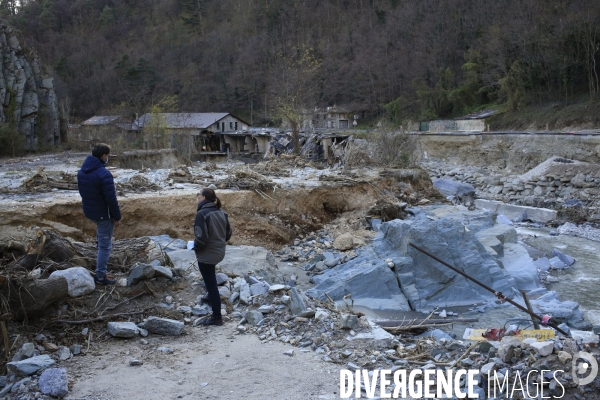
left=0, top=124, right=24, bottom=156
left=39, top=0, right=57, bottom=31
left=54, top=55, right=69, bottom=80
left=99, top=5, right=117, bottom=26
left=500, top=61, right=530, bottom=110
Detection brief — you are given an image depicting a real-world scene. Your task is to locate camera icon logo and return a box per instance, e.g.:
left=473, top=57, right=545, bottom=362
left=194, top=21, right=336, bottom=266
left=572, top=351, right=598, bottom=386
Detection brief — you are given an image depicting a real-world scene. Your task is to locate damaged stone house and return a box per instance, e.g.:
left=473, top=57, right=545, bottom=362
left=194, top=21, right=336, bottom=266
left=311, top=105, right=374, bottom=130
left=77, top=115, right=138, bottom=149
left=133, top=113, right=251, bottom=159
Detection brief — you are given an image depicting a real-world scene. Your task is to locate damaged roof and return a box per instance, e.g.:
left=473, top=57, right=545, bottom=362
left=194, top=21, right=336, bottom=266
left=134, top=113, right=249, bottom=129
left=81, top=115, right=122, bottom=125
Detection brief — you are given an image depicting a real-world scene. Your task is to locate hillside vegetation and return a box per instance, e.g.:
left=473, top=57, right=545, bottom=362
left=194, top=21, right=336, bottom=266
left=2, top=0, right=600, bottom=126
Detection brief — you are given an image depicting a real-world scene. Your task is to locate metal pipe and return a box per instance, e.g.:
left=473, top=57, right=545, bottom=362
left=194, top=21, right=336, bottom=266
left=408, top=242, right=571, bottom=337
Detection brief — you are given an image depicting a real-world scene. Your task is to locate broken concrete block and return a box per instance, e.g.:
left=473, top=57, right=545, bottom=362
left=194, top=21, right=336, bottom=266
left=530, top=341, right=554, bottom=357
left=339, top=314, right=359, bottom=330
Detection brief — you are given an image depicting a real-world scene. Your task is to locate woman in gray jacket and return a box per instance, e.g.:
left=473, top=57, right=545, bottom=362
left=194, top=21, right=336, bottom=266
left=193, top=188, right=232, bottom=326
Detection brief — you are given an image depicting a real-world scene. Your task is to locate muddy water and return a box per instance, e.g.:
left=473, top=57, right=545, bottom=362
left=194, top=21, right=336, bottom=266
left=519, top=226, right=600, bottom=325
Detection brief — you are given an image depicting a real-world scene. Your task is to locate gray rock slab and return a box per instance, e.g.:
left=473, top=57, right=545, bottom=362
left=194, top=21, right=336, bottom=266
left=239, top=281, right=251, bottom=305
left=216, top=273, right=229, bottom=285
left=496, top=214, right=513, bottom=225
left=534, top=257, right=551, bottom=272
left=138, top=316, right=184, bottom=336
left=433, top=179, right=475, bottom=199
left=49, top=267, right=95, bottom=297
left=498, top=243, right=541, bottom=291
left=475, top=199, right=557, bottom=223
left=289, top=287, right=308, bottom=315
left=166, top=249, right=198, bottom=271
left=38, top=368, right=68, bottom=397
left=549, top=257, right=568, bottom=270
left=250, top=281, right=270, bottom=296
left=7, top=355, right=55, bottom=376
left=218, top=245, right=283, bottom=283
left=152, top=265, right=174, bottom=280
left=552, top=249, right=576, bottom=266
left=245, top=310, right=263, bottom=325
left=107, top=322, right=140, bottom=338
left=416, top=329, right=454, bottom=342
left=307, top=255, right=410, bottom=312
left=128, top=263, right=155, bottom=286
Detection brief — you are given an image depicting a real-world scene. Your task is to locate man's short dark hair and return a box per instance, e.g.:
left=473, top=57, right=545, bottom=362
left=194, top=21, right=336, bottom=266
left=92, top=143, right=111, bottom=158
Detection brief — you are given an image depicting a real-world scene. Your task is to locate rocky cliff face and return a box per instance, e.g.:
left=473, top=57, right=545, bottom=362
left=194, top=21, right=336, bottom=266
left=0, top=23, right=59, bottom=150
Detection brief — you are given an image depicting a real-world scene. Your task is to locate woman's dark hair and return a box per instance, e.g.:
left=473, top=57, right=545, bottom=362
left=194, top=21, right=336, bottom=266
left=92, top=143, right=111, bottom=158
left=201, top=188, right=222, bottom=208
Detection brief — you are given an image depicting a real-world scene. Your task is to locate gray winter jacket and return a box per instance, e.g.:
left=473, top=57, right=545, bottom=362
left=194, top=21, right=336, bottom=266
left=193, top=201, right=232, bottom=265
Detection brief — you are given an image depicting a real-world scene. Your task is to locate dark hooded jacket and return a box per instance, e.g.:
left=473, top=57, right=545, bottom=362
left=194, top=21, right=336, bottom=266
left=194, top=200, right=232, bottom=265
left=77, top=155, right=121, bottom=222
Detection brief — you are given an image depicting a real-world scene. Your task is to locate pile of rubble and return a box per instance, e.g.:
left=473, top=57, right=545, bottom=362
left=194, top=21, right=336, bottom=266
left=214, top=166, right=278, bottom=194
left=0, top=217, right=599, bottom=399
left=17, top=167, right=78, bottom=192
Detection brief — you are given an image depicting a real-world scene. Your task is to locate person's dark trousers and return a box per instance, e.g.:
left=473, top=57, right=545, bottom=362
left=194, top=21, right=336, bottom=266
left=198, top=262, right=222, bottom=320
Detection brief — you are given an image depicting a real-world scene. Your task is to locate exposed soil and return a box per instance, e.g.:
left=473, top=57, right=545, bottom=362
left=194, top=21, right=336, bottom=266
left=0, top=152, right=441, bottom=399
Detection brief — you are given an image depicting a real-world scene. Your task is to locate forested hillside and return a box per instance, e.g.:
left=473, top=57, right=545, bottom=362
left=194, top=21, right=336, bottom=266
left=2, top=0, right=600, bottom=125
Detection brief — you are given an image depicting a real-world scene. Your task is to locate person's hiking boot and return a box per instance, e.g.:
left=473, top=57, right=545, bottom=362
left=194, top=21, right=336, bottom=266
left=94, top=275, right=117, bottom=285
left=200, top=316, right=223, bottom=326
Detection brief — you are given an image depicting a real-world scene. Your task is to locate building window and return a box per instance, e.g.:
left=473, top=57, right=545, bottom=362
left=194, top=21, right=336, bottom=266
left=235, top=122, right=238, bottom=130
left=230, top=122, right=233, bottom=129
left=221, top=122, right=225, bottom=132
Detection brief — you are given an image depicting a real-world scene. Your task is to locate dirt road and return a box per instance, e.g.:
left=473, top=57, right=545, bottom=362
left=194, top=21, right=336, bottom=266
left=67, top=322, right=340, bottom=400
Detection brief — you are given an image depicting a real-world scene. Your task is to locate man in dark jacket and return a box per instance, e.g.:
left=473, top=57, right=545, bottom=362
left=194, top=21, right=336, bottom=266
left=77, top=143, right=122, bottom=285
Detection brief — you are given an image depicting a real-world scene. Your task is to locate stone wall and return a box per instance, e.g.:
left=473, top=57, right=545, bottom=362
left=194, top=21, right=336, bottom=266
left=417, top=133, right=600, bottom=172
left=0, top=23, right=59, bottom=149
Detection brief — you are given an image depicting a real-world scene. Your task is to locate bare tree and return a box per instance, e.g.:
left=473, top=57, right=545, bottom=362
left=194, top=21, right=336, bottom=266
left=267, top=45, right=321, bottom=153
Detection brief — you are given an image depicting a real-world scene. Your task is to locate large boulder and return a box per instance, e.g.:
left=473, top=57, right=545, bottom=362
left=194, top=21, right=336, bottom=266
left=433, top=179, right=475, bottom=199
left=306, top=253, right=411, bottom=312
left=49, top=267, right=95, bottom=297
left=307, top=206, right=525, bottom=312
left=218, top=245, right=283, bottom=283
left=383, top=210, right=514, bottom=310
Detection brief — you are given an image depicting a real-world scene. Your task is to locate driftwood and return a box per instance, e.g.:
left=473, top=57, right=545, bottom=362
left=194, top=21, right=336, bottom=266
left=8, top=229, right=152, bottom=273
left=72, top=237, right=153, bottom=271
left=0, top=275, right=69, bottom=320
left=1, top=229, right=155, bottom=320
